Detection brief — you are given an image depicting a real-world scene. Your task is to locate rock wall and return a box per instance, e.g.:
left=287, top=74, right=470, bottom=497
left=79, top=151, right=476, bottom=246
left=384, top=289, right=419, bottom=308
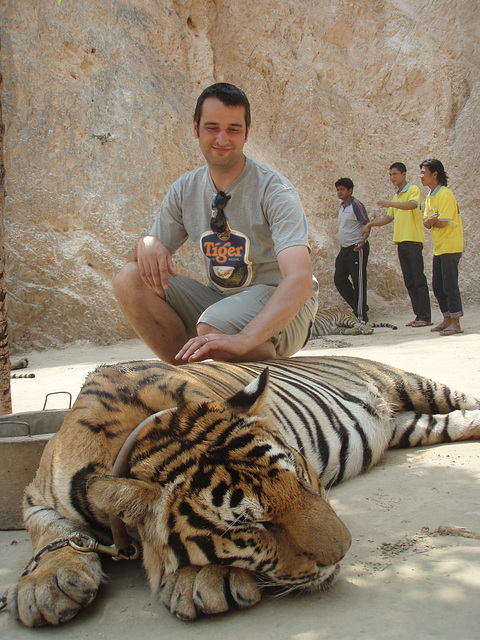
left=1, top=0, right=479, bottom=351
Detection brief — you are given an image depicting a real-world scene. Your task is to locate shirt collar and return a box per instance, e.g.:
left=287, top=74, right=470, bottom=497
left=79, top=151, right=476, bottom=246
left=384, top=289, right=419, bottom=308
left=341, top=197, right=354, bottom=209
left=429, top=184, right=442, bottom=196
left=396, top=183, right=410, bottom=195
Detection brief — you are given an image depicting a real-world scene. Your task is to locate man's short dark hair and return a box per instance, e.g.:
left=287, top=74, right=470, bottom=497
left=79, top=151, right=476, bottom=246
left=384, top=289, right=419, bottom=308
left=194, top=83, right=251, bottom=131
left=389, top=162, right=407, bottom=173
left=335, top=177, right=354, bottom=191
left=419, top=158, right=448, bottom=186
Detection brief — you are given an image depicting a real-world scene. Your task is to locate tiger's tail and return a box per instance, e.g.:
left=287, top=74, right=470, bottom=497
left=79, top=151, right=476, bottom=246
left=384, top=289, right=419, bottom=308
left=383, top=367, right=480, bottom=446
left=364, top=321, right=398, bottom=330
left=390, top=409, right=480, bottom=448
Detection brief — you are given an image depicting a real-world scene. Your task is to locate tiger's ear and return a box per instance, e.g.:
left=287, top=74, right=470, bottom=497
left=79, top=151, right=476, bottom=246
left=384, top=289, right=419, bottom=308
left=227, top=368, right=269, bottom=415
left=87, top=476, right=162, bottom=525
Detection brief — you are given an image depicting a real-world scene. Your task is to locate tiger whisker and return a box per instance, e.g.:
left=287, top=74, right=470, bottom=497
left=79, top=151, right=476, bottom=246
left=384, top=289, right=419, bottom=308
left=256, top=573, right=317, bottom=594
left=269, top=583, right=310, bottom=598
left=220, top=512, right=247, bottom=537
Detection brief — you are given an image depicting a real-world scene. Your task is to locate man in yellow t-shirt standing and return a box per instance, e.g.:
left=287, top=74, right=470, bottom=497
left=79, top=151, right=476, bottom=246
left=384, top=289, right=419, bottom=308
left=421, top=158, right=464, bottom=336
left=362, top=162, right=431, bottom=327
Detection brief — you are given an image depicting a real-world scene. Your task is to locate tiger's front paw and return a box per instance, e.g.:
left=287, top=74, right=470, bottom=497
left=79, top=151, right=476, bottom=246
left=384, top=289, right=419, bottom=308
left=7, top=547, right=104, bottom=627
left=159, top=565, right=261, bottom=621
left=194, top=565, right=261, bottom=614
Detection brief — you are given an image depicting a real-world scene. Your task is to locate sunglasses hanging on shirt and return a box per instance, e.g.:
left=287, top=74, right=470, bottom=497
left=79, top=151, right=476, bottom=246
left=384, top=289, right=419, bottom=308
left=210, top=191, right=231, bottom=237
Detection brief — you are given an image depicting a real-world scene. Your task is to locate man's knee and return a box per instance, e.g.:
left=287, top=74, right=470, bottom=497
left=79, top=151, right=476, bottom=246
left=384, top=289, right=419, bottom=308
left=113, top=262, right=164, bottom=308
left=113, top=262, right=138, bottom=302
left=197, top=322, right=224, bottom=336
left=334, top=271, right=349, bottom=289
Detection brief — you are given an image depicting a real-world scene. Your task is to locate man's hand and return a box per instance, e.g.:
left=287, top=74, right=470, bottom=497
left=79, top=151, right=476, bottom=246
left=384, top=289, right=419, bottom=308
left=175, top=333, right=254, bottom=363
left=376, top=200, right=391, bottom=208
left=425, top=212, right=439, bottom=229
left=136, top=236, right=177, bottom=296
left=354, top=238, right=366, bottom=252
left=362, top=224, right=371, bottom=240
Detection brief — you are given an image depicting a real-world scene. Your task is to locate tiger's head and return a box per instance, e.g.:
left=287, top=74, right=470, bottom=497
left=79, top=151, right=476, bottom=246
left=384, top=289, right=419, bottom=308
left=88, top=368, right=351, bottom=600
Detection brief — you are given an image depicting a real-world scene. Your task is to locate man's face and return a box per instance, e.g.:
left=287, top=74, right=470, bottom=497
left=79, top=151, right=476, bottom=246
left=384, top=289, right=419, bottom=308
left=194, top=97, right=249, bottom=173
left=420, top=166, right=437, bottom=189
left=336, top=186, right=353, bottom=202
left=389, top=168, right=406, bottom=188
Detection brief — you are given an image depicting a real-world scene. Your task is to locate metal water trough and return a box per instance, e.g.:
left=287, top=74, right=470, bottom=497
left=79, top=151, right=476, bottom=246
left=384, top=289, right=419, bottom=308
left=0, top=406, right=70, bottom=529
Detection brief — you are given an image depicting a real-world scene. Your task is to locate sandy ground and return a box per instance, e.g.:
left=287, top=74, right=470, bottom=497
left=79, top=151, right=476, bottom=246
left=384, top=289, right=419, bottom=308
left=1, top=307, right=479, bottom=639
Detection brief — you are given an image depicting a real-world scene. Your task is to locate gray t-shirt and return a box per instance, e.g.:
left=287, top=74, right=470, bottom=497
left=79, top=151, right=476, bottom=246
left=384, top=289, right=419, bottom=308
left=151, top=157, right=310, bottom=292
left=337, top=197, right=369, bottom=247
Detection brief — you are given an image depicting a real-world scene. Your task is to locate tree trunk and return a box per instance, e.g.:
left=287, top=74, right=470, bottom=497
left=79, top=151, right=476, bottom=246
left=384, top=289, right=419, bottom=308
left=0, top=36, right=13, bottom=416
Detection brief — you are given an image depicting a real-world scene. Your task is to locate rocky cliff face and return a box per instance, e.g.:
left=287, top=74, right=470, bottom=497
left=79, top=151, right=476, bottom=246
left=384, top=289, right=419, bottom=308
left=1, top=0, right=479, bottom=351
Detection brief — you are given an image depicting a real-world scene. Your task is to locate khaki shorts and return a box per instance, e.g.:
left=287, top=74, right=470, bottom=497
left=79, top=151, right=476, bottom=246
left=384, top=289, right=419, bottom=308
left=165, top=274, right=318, bottom=357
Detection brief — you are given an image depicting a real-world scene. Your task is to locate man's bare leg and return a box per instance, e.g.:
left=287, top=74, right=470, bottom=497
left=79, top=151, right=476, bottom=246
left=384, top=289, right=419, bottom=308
left=113, top=262, right=188, bottom=364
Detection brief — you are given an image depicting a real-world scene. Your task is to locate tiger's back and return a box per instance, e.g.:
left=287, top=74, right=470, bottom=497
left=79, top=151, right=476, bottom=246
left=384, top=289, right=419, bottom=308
left=177, top=356, right=478, bottom=485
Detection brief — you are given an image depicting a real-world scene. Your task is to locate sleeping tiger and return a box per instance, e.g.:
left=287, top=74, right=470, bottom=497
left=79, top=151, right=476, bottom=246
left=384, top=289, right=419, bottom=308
left=6, top=356, right=480, bottom=627
left=310, top=308, right=397, bottom=337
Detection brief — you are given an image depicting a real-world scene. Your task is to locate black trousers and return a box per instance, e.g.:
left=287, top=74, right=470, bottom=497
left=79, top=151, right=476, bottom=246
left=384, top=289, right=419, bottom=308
left=432, top=252, right=463, bottom=318
left=334, top=242, right=369, bottom=321
left=397, top=241, right=431, bottom=322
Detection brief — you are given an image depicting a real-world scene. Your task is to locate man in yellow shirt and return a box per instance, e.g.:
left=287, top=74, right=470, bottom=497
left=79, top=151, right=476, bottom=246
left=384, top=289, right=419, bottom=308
left=362, top=163, right=431, bottom=327
left=421, top=158, right=464, bottom=336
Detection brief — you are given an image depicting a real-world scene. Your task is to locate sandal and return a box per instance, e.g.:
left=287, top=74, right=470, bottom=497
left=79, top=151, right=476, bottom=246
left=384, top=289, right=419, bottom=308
left=439, top=328, right=464, bottom=336
left=431, top=325, right=447, bottom=332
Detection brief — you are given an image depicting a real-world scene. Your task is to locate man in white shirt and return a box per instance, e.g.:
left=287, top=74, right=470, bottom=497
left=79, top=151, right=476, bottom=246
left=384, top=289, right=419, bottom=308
left=334, top=177, right=370, bottom=322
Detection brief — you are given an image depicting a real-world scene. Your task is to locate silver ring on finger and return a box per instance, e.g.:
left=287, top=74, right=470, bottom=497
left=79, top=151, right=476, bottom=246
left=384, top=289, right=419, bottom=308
left=204, top=336, right=208, bottom=342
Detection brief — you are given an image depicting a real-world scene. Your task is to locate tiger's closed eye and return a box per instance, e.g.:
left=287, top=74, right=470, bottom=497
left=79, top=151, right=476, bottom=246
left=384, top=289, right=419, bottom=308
left=232, top=511, right=255, bottom=525
left=221, top=510, right=259, bottom=535
left=294, top=458, right=318, bottom=493
left=227, top=502, right=267, bottom=528
left=229, top=512, right=274, bottom=532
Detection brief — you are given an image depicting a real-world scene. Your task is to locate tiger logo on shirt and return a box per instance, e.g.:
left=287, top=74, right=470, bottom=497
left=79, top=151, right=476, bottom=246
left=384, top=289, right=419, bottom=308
left=200, top=226, right=253, bottom=290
